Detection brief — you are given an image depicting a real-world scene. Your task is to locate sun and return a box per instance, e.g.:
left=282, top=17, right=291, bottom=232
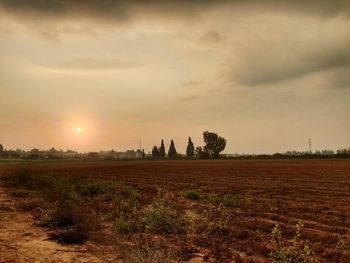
left=76, top=127, right=82, bottom=133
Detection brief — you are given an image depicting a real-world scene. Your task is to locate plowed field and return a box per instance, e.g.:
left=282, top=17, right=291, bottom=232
left=1, top=159, right=349, bottom=262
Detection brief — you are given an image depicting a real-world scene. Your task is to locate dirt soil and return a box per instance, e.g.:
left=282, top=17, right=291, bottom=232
left=0, top=181, right=122, bottom=263
left=0, top=159, right=350, bottom=262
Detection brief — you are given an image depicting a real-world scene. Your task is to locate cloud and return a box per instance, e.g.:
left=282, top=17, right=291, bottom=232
left=200, top=30, right=222, bottom=43
left=1, top=0, right=350, bottom=23
left=35, top=57, right=144, bottom=72
left=179, top=95, right=200, bottom=102
left=228, top=38, right=350, bottom=87
left=0, top=0, right=224, bottom=22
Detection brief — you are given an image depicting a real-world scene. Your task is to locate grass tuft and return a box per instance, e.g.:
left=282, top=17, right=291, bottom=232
left=143, top=200, right=188, bottom=234
left=206, top=193, right=246, bottom=207
left=183, top=190, right=200, bottom=200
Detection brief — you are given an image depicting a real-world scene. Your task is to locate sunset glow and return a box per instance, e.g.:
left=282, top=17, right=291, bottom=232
left=0, top=0, right=349, bottom=153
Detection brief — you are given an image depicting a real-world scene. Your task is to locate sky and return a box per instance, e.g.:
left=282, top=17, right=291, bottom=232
left=0, top=0, right=349, bottom=154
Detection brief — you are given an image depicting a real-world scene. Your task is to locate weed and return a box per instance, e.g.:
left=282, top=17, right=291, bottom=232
left=75, top=180, right=116, bottom=196
left=183, top=190, right=200, bottom=200
left=115, top=217, right=131, bottom=234
left=143, top=200, right=188, bottom=234
left=121, top=233, right=180, bottom=263
left=270, top=222, right=315, bottom=263
left=206, top=193, right=246, bottom=207
left=119, top=184, right=139, bottom=201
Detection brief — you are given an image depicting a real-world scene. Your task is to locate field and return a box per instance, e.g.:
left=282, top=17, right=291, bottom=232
left=0, top=159, right=349, bottom=262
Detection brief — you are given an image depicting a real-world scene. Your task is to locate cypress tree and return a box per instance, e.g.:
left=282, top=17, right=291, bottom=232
left=159, top=139, right=166, bottom=159
left=186, top=137, right=194, bottom=158
left=152, top=146, right=159, bottom=158
left=168, top=139, right=177, bottom=159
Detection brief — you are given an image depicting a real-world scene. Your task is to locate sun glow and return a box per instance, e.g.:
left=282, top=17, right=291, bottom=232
left=76, top=127, right=82, bottom=133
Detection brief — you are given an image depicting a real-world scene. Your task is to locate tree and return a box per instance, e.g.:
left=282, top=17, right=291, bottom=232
left=195, top=146, right=209, bottom=159
left=0, top=144, right=3, bottom=158
left=152, top=146, right=159, bottom=158
left=186, top=137, right=195, bottom=158
left=159, top=139, right=166, bottom=159
left=203, top=131, right=226, bottom=159
left=168, top=139, right=177, bottom=159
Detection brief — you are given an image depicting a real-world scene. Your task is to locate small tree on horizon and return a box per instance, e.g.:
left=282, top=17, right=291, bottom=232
left=159, top=139, right=166, bottom=159
left=186, top=137, right=195, bottom=158
left=168, top=139, right=177, bottom=159
left=152, top=146, right=159, bottom=158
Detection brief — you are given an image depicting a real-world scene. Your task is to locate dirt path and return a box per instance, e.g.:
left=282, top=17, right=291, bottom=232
left=0, top=182, right=117, bottom=263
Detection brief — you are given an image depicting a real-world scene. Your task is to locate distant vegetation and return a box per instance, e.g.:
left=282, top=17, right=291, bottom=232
left=151, top=131, right=227, bottom=159
left=1, top=132, right=349, bottom=161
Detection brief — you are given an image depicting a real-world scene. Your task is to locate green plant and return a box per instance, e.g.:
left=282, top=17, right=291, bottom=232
left=119, top=184, right=139, bottom=201
left=183, top=190, right=200, bottom=200
left=115, top=217, right=131, bottom=234
left=75, top=180, right=116, bottom=196
left=206, top=193, right=246, bottom=207
left=11, top=169, right=54, bottom=190
left=143, top=200, right=188, bottom=234
left=270, top=222, right=314, bottom=263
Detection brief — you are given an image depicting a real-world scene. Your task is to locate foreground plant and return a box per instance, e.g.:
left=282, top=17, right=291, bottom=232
left=270, top=222, right=315, bottom=263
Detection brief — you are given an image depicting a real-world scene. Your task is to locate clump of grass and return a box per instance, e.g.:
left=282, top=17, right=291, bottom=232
left=206, top=193, right=246, bottom=207
left=11, top=169, right=54, bottom=190
left=75, top=180, right=116, bottom=197
left=270, top=222, right=315, bottom=263
left=121, top=234, right=180, bottom=263
left=9, top=169, right=102, bottom=244
left=119, top=184, right=139, bottom=201
left=41, top=200, right=100, bottom=244
left=115, top=217, right=131, bottom=234
left=143, top=200, right=188, bottom=234
left=183, top=190, right=200, bottom=200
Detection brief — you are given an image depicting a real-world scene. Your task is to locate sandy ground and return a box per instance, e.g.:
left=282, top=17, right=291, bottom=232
left=0, top=181, right=116, bottom=263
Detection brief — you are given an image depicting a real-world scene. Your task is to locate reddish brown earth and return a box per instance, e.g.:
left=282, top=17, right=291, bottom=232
left=1, top=159, right=350, bottom=262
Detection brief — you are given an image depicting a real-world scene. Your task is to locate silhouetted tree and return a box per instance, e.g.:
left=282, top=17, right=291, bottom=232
left=0, top=144, right=3, bottom=157
left=195, top=146, right=209, bottom=159
left=152, top=146, right=159, bottom=158
left=186, top=137, right=195, bottom=158
left=203, top=131, right=226, bottom=159
left=159, top=139, right=166, bottom=159
left=168, top=139, right=177, bottom=159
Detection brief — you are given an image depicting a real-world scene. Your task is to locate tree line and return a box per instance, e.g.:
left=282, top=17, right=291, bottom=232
left=151, top=131, right=226, bottom=159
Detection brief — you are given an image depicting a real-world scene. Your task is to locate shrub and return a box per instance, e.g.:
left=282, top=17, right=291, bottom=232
left=11, top=169, right=54, bottom=190
left=75, top=180, right=116, bottom=197
left=42, top=200, right=100, bottom=243
left=115, top=217, right=131, bottom=234
left=119, top=184, right=139, bottom=201
left=183, top=190, right=200, bottom=200
left=143, top=201, right=188, bottom=234
left=270, top=223, right=315, bottom=263
left=206, top=193, right=246, bottom=207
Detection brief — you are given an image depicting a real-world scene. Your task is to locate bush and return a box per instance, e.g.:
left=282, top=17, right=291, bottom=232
left=115, top=217, right=131, bottom=234
left=206, top=193, right=246, bottom=207
left=75, top=180, right=116, bottom=196
left=11, top=169, right=53, bottom=190
left=143, top=201, right=188, bottom=234
left=41, top=200, right=100, bottom=244
left=119, top=184, right=139, bottom=200
left=183, top=190, right=200, bottom=200
left=270, top=223, right=315, bottom=263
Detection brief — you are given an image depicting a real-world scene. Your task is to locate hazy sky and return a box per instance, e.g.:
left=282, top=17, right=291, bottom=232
left=0, top=0, right=349, bottom=153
